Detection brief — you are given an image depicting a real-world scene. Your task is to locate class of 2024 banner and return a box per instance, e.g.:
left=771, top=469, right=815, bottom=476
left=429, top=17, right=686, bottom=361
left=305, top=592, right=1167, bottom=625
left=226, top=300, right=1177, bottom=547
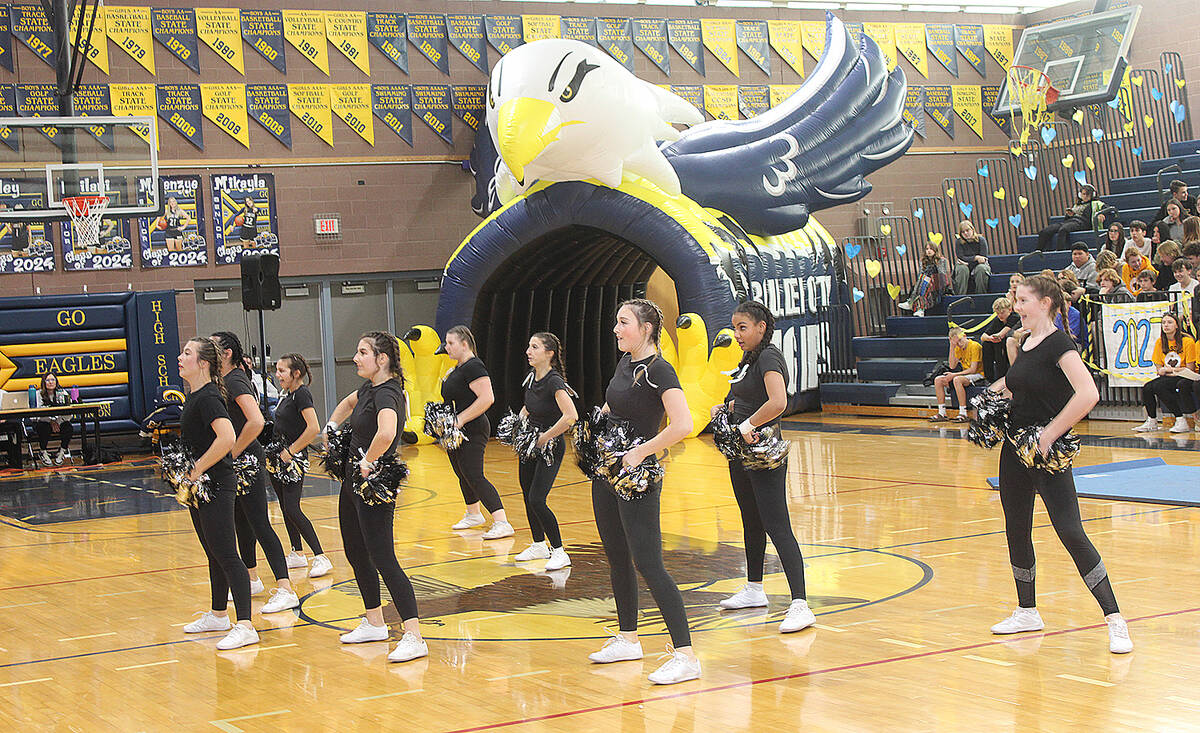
left=0, top=175, right=53, bottom=275
left=1102, top=301, right=1167, bottom=387
left=212, top=173, right=279, bottom=265
left=61, top=175, right=133, bottom=272
left=139, top=174, right=207, bottom=269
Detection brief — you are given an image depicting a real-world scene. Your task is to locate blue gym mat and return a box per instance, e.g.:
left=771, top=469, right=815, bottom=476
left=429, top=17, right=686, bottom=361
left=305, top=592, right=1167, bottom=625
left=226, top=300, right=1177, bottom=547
left=987, top=457, right=1200, bottom=506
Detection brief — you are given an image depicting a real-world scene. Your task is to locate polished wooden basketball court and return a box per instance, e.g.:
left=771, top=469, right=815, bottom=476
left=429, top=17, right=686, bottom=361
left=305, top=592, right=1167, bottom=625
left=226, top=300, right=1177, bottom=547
left=1, top=416, right=1198, bottom=731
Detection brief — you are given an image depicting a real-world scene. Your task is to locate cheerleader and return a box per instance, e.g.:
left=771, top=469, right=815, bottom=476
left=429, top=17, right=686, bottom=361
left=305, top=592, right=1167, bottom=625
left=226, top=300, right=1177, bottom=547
left=513, top=332, right=578, bottom=570
left=440, top=325, right=513, bottom=539
left=986, top=275, right=1132, bottom=653
left=323, top=331, right=426, bottom=662
left=176, top=337, right=258, bottom=650
left=588, top=299, right=699, bottom=685
left=710, top=302, right=814, bottom=633
left=210, top=332, right=297, bottom=614
left=271, top=353, right=332, bottom=578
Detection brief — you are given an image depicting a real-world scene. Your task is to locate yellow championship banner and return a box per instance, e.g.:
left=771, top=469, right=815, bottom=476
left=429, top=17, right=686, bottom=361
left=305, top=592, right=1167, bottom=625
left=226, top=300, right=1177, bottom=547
left=521, top=15, right=560, bottom=42
left=953, top=84, right=983, bottom=139
left=767, top=20, right=803, bottom=77
left=770, top=84, right=802, bottom=107
left=200, top=83, right=249, bottom=148
left=288, top=83, right=332, bottom=145
left=283, top=10, right=329, bottom=74
left=70, top=3, right=109, bottom=74
left=325, top=11, right=369, bottom=76
left=701, top=19, right=738, bottom=76
left=800, top=21, right=825, bottom=63
left=703, top=84, right=738, bottom=120
left=863, top=22, right=896, bottom=71
left=331, top=83, right=373, bottom=145
left=196, top=9, right=243, bottom=74
left=105, top=6, right=154, bottom=74
left=109, top=83, right=157, bottom=147
left=984, top=25, right=1014, bottom=69
left=894, top=23, right=929, bottom=78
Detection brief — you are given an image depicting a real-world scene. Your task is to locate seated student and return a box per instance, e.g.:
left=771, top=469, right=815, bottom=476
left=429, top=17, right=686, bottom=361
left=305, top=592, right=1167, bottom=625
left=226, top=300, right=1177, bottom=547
left=1183, top=241, right=1200, bottom=271
left=953, top=220, right=992, bottom=294
left=1121, top=246, right=1157, bottom=292
left=1160, top=201, right=1186, bottom=242
left=32, top=373, right=74, bottom=466
left=1058, top=270, right=1086, bottom=305
left=980, top=297, right=1020, bottom=382
left=1095, top=248, right=1119, bottom=276
left=1156, top=241, right=1183, bottom=291
left=898, top=241, right=951, bottom=316
left=1004, top=272, right=1024, bottom=304
left=0, top=398, right=21, bottom=469
left=1037, top=184, right=1114, bottom=251
left=929, top=327, right=984, bottom=423
left=1151, top=220, right=1174, bottom=252
left=1066, top=244, right=1099, bottom=292
left=1153, top=179, right=1199, bottom=223
left=1098, top=267, right=1134, bottom=303
left=1133, top=312, right=1197, bottom=433
left=1098, top=222, right=1130, bottom=257
left=1136, top=270, right=1169, bottom=302
left=1168, top=259, right=1199, bottom=327
left=1126, top=220, right=1152, bottom=259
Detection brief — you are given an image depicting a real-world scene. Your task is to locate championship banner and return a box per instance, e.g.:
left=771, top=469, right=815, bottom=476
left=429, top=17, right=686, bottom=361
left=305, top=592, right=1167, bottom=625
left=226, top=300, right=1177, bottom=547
left=703, top=85, right=738, bottom=121
left=521, top=15, right=559, bottom=43
left=953, top=85, right=983, bottom=139
left=412, top=83, right=452, bottom=145
left=287, top=83, right=332, bottom=146
left=0, top=7, right=12, bottom=73
left=282, top=10, right=328, bottom=75
left=800, top=21, right=824, bottom=63
left=371, top=83, right=412, bottom=146
left=61, top=176, right=133, bottom=271
left=701, top=19, right=738, bottom=77
left=845, top=22, right=865, bottom=47
left=982, top=84, right=1010, bottom=135
left=904, top=86, right=927, bottom=138
left=109, top=83, right=157, bottom=147
left=1102, top=301, right=1164, bottom=387
left=74, top=83, right=115, bottom=150
left=926, top=24, right=957, bottom=78
left=247, top=83, right=291, bottom=148
left=151, top=8, right=200, bottom=73
left=325, top=11, right=369, bottom=76
left=632, top=18, right=668, bottom=76
left=0, top=84, right=18, bottom=152
left=139, top=175, right=207, bottom=269
left=924, top=84, right=954, bottom=137
left=735, top=20, right=769, bottom=76
left=14, top=83, right=61, bottom=148
left=212, top=173, right=278, bottom=264
left=10, top=4, right=57, bottom=68
left=738, top=85, right=769, bottom=118
left=331, top=83, right=373, bottom=145
left=863, top=22, right=897, bottom=71
left=367, top=12, right=407, bottom=74
left=452, top=85, right=486, bottom=132
left=666, top=18, right=703, bottom=76
left=597, top=18, right=634, bottom=72
left=69, top=3, right=108, bottom=74
left=561, top=17, right=597, bottom=48
left=0, top=175, right=52, bottom=274
left=200, top=83, right=249, bottom=148
left=241, top=9, right=286, bottom=73
left=767, top=20, right=803, bottom=77
left=195, top=9, right=242, bottom=74
left=770, top=84, right=801, bottom=108
left=669, top=85, right=703, bottom=115
left=894, top=23, right=928, bottom=79
left=407, top=13, right=449, bottom=75
left=106, top=6, right=155, bottom=74
left=156, top=84, right=203, bottom=150
left=984, top=25, right=1014, bottom=70
left=954, top=24, right=986, bottom=77
left=485, top=15, right=522, bottom=55
left=447, top=14, right=487, bottom=74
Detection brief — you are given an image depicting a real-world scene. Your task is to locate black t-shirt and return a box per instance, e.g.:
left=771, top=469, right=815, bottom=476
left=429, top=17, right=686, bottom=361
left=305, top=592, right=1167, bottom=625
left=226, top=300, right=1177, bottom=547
left=223, top=368, right=264, bottom=458
left=1006, top=329, right=1078, bottom=428
left=727, top=344, right=789, bottom=426
left=605, top=354, right=682, bottom=440
left=274, top=385, right=315, bottom=447
left=181, top=382, right=235, bottom=488
left=524, top=369, right=569, bottom=429
left=985, top=312, right=1021, bottom=336
left=349, top=378, right=406, bottom=457
left=442, top=357, right=490, bottom=433
left=10, top=222, right=29, bottom=250
left=165, top=211, right=185, bottom=232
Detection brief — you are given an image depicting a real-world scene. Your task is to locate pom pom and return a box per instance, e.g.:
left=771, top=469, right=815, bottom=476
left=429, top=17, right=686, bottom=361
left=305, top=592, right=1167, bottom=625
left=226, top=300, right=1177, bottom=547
left=233, top=453, right=260, bottom=495
left=355, top=452, right=410, bottom=506
left=316, top=425, right=353, bottom=480
left=158, top=440, right=212, bottom=508
left=423, top=402, right=468, bottom=450
left=1007, top=425, right=1081, bottom=474
left=710, top=407, right=790, bottom=470
left=967, top=391, right=1011, bottom=449
left=498, top=409, right=558, bottom=466
left=572, top=407, right=659, bottom=500
left=264, top=439, right=309, bottom=484
left=496, top=410, right=521, bottom=446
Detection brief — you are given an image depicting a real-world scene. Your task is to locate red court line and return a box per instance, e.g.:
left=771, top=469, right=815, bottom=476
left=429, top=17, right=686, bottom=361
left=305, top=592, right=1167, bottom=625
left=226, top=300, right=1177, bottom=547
left=445, top=606, right=1200, bottom=732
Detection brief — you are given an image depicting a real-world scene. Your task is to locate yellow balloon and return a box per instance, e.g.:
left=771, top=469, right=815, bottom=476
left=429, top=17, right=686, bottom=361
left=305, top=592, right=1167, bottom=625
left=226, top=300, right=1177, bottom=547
left=397, top=325, right=455, bottom=445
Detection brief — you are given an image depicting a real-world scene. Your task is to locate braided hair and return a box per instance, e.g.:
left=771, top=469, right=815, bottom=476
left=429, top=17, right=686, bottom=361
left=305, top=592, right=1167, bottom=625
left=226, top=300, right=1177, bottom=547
left=532, top=332, right=566, bottom=373
left=210, top=331, right=246, bottom=372
left=732, top=301, right=775, bottom=368
left=618, top=298, right=664, bottom=354
left=188, top=337, right=228, bottom=403
left=278, top=352, right=312, bottom=385
left=360, top=331, right=406, bottom=389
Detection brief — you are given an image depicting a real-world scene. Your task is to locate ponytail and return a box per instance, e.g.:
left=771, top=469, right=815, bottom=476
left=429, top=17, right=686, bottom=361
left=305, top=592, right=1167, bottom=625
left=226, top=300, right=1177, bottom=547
left=361, top=331, right=405, bottom=389
left=732, top=301, right=775, bottom=368
left=278, top=352, right=312, bottom=385
left=210, top=331, right=246, bottom=372
left=618, top=298, right=665, bottom=354
left=188, top=337, right=227, bottom=403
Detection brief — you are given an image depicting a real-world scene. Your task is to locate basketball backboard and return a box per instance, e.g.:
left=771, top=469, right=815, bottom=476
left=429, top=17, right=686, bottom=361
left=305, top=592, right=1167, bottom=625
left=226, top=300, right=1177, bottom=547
left=993, top=6, right=1141, bottom=117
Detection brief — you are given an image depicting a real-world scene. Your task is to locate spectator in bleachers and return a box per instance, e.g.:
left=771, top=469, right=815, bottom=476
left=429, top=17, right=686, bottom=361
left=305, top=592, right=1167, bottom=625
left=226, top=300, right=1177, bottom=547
left=980, top=296, right=1020, bottom=382
left=1037, top=184, right=1113, bottom=251
left=928, top=327, right=984, bottom=423
left=1133, top=311, right=1196, bottom=433
left=1058, top=270, right=1085, bottom=305
left=1153, top=179, right=1198, bottom=223
left=1127, top=220, right=1152, bottom=258
left=953, top=220, right=991, bottom=295
left=1121, top=246, right=1157, bottom=292
left=897, top=240, right=951, bottom=317
left=1053, top=296, right=1087, bottom=351
left=1136, top=270, right=1168, bottom=302
left=1151, top=220, right=1173, bottom=251
left=1005, top=272, right=1024, bottom=304
left=1183, top=241, right=1200, bottom=271
left=1168, top=259, right=1199, bottom=332
left=1155, top=241, right=1183, bottom=291
left=1098, top=222, right=1130, bottom=256
left=1066, top=244, right=1099, bottom=292
left=1097, top=268, right=1134, bottom=303
left=1095, top=248, right=1119, bottom=275
left=1160, top=201, right=1186, bottom=242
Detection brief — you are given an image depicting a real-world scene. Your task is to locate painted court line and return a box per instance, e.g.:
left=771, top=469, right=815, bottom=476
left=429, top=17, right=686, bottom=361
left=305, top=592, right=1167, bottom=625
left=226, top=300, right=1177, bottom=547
left=963, top=654, right=1014, bottom=667
left=925, top=552, right=966, bottom=558
left=879, top=638, right=924, bottom=649
left=356, top=688, right=423, bottom=702
left=58, top=632, right=117, bottom=642
left=1056, top=673, right=1114, bottom=688
left=0, top=677, right=52, bottom=688
left=926, top=604, right=977, bottom=614
left=1166, top=696, right=1200, bottom=707
left=0, top=601, right=47, bottom=610
left=812, top=624, right=845, bottom=633
left=486, top=670, right=549, bottom=682
left=888, top=527, right=928, bottom=534
left=209, top=709, right=291, bottom=732
left=230, top=643, right=298, bottom=655
left=95, top=589, right=146, bottom=598
left=115, top=659, right=179, bottom=671
left=963, top=517, right=1001, bottom=524
left=841, top=562, right=884, bottom=570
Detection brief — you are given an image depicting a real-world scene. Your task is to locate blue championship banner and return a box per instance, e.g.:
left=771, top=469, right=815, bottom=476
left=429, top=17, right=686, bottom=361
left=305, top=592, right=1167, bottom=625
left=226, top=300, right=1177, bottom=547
left=631, top=18, right=669, bottom=76
left=447, top=14, right=487, bottom=74
left=14, top=82, right=62, bottom=148
left=10, top=4, right=57, bottom=68
left=151, top=7, right=200, bottom=73
left=923, top=84, right=954, bottom=137
left=412, top=83, right=452, bottom=145
left=241, top=9, right=286, bottom=73
left=156, top=84, right=204, bottom=150
left=0, top=177, right=53, bottom=274
left=669, top=84, right=703, bottom=113
left=212, top=173, right=279, bottom=264
left=736, top=20, right=771, bottom=76
left=484, top=15, right=522, bottom=55
left=372, top=83, right=412, bottom=146
left=74, top=83, right=115, bottom=150
left=139, top=175, right=207, bottom=269
left=0, top=83, right=19, bottom=152
left=561, top=17, right=597, bottom=47
left=667, top=18, right=704, bottom=76
left=954, top=24, right=986, bottom=77
left=904, top=86, right=927, bottom=139
left=926, top=23, right=958, bottom=78
left=0, top=6, right=14, bottom=73
left=407, top=13, right=449, bottom=75
left=452, top=85, right=485, bottom=132
left=982, top=84, right=1010, bottom=136
left=367, top=11, right=407, bottom=73
left=738, top=85, right=770, bottom=118
left=597, top=17, right=634, bottom=72
left=247, top=83, right=292, bottom=148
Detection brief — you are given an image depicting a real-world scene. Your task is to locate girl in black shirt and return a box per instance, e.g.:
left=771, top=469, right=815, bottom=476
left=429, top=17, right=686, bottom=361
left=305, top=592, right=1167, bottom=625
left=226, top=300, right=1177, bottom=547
left=177, top=337, right=258, bottom=650
left=159, top=196, right=189, bottom=252
left=324, top=331, right=426, bottom=663
left=513, top=332, right=578, bottom=571
left=709, top=302, right=813, bottom=634
left=441, top=325, right=513, bottom=539
left=985, top=275, right=1131, bottom=654
left=588, top=299, right=699, bottom=686
left=237, top=199, right=259, bottom=246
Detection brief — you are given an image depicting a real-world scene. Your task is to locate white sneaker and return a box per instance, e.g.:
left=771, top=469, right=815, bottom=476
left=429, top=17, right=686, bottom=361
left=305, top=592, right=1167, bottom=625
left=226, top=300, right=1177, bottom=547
left=451, top=512, right=486, bottom=530
left=515, top=542, right=550, bottom=561
left=588, top=633, right=644, bottom=663
left=1170, top=419, right=1191, bottom=433
left=54, top=448, right=67, bottom=465
left=1107, top=614, right=1133, bottom=654
left=183, top=611, right=232, bottom=634
left=387, top=631, right=429, bottom=663
left=719, top=583, right=768, bottom=609
left=990, top=607, right=1044, bottom=635
left=545, top=547, right=571, bottom=571
left=309, top=555, right=333, bottom=578
left=215, top=624, right=260, bottom=650
left=779, top=599, right=816, bottom=633
left=1132, top=418, right=1159, bottom=432
left=340, top=618, right=389, bottom=644
left=227, top=578, right=266, bottom=601
left=482, top=521, right=515, bottom=540
left=260, top=588, right=299, bottom=614
left=647, top=646, right=701, bottom=685
left=286, top=551, right=307, bottom=569
left=897, top=301, right=913, bottom=311
left=913, top=309, right=925, bottom=318
left=40, top=450, right=52, bottom=466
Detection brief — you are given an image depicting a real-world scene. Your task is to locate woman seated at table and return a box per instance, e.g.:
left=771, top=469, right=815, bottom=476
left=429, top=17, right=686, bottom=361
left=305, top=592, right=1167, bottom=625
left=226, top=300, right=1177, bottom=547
left=33, top=373, right=74, bottom=466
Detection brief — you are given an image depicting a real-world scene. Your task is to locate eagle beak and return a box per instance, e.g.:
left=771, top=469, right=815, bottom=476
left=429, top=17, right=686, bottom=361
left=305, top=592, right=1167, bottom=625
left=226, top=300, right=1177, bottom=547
left=496, top=97, right=576, bottom=185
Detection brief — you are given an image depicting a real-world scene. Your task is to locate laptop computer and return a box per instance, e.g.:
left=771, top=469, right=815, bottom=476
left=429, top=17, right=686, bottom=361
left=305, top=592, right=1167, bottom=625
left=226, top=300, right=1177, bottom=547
left=0, top=390, right=30, bottom=410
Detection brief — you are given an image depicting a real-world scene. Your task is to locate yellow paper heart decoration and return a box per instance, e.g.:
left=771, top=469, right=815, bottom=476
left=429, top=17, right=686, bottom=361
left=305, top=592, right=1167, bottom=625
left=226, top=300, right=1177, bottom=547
left=1010, top=142, right=1023, bottom=156
left=1018, top=195, right=1028, bottom=209
left=865, top=259, right=882, bottom=278
left=993, top=188, right=1005, bottom=200
left=928, top=232, right=944, bottom=246
left=1144, top=114, right=1154, bottom=128
left=1131, top=75, right=1143, bottom=86
left=887, top=283, right=902, bottom=300
left=1123, top=120, right=1135, bottom=133
left=946, top=187, right=955, bottom=198
left=1085, top=156, right=1095, bottom=170
left=880, top=223, right=892, bottom=235
left=1071, top=109, right=1085, bottom=124
left=1061, top=154, right=1074, bottom=167
left=1178, top=78, right=1187, bottom=89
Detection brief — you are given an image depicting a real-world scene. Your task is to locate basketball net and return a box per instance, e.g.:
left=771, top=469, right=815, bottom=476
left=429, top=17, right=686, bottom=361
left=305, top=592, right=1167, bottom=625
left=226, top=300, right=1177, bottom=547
left=1006, top=65, right=1059, bottom=155
left=63, top=195, right=109, bottom=249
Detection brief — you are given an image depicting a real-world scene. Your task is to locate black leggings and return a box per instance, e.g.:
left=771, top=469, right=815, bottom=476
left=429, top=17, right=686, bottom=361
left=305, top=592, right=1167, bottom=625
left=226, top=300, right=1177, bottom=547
left=338, top=480, right=419, bottom=620
left=233, top=463, right=290, bottom=581
left=998, top=442, right=1119, bottom=616
left=189, top=487, right=252, bottom=620
left=34, top=420, right=73, bottom=450
left=447, top=424, right=504, bottom=513
left=1143, top=375, right=1194, bottom=417
left=728, top=458, right=806, bottom=599
left=592, top=480, right=691, bottom=648
left=518, top=440, right=565, bottom=547
left=269, top=470, right=323, bottom=555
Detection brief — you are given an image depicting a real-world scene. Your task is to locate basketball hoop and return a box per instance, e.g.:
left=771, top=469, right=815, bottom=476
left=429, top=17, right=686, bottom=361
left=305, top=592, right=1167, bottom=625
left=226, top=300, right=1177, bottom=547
left=62, top=194, right=109, bottom=249
left=1006, top=65, right=1060, bottom=155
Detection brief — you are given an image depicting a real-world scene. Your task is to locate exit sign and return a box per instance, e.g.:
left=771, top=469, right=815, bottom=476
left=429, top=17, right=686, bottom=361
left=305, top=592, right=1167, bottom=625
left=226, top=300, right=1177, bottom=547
left=313, top=213, right=342, bottom=241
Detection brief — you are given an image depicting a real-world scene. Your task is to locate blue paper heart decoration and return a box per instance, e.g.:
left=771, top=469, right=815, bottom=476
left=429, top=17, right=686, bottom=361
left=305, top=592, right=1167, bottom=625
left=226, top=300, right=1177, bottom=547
left=1008, top=214, right=1022, bottom=228
left=1041, top=127, right=1056, bottom=145
left=1091, top=128, right=1104, bottom=142
left=1132, top=146, right=1143, bottom=156
left=978, top=164, right=989, bottom=178
left=1107, top=97, right=1121, bottom=109
left=1048, top=174, right=1059, bottom=190
left=845, top=242, right=862, bottom=259
left=959, top=202, right=973, bottom=217
left=985, top=217, right=1000, bottom=229
left=852, top=287, right=865, bottom=303
left=1151, top=87, right=1163, bottom=101
left=913, top=207, right=924, bottom=220
left=1024, top=164, right=1037, bottom=180
left=1074, top=170, right=1088, bottom=187
left=896, top=244, right=907, bottom=256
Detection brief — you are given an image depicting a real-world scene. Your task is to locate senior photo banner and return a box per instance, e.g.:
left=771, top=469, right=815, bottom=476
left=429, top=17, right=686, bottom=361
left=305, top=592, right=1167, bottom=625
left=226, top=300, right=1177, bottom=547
left=139, top=174, right=207, bottom=269
left=212, top=173, right=278, bottom=264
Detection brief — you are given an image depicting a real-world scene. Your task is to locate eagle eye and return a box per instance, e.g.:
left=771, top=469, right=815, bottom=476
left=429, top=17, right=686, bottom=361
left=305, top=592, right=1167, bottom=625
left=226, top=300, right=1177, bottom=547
left=559, top=59, right=599, bottom=103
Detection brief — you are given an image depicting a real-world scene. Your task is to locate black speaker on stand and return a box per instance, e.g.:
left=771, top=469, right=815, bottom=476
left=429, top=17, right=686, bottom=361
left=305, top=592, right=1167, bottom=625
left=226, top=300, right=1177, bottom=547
left=241, top=253, right=281, bottom=415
